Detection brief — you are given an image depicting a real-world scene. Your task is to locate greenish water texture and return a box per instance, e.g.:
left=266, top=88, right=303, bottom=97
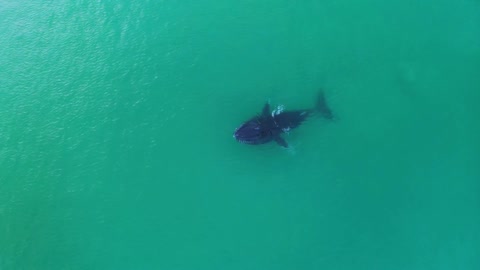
left=1, top=0, right=480, bottom=269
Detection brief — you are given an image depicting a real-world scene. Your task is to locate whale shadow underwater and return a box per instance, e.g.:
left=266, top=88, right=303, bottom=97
left=233, top=91, right=333, bottom=148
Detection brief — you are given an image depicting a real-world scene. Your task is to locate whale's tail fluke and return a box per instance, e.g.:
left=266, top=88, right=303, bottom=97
left=315, top=90, right=333, bottom=119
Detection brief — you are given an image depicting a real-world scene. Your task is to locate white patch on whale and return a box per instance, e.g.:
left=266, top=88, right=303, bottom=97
left=272, top=105, right=285, bottom=117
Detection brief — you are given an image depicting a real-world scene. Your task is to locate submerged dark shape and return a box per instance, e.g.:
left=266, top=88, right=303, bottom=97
left=233, top=91, right=333, bottom=148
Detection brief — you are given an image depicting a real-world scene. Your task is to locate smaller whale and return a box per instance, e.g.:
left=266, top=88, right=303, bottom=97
left=234, top=91, right=333, bottom=148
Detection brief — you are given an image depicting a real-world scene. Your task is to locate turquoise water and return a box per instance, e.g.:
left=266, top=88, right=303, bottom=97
left=1, top=0, right=479, bottom=269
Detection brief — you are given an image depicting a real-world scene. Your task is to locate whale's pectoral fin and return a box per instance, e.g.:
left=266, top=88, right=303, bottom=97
left=262, top=102, right=270, bottom=117
left=274, top=136, right=288, bottom=148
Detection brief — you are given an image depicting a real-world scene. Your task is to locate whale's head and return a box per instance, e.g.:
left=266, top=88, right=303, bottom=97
left=233, top=117, right=273, bottom=145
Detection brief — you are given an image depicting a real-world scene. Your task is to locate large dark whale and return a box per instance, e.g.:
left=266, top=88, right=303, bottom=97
left=233, top=91, right=333, bottom=148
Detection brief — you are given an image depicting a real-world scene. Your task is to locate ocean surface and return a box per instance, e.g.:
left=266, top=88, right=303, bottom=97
left=1, top=0, right=479, bottom=269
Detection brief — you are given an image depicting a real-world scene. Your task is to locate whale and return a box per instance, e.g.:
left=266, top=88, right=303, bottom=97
left=233, top=91, right=333, bottom=148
